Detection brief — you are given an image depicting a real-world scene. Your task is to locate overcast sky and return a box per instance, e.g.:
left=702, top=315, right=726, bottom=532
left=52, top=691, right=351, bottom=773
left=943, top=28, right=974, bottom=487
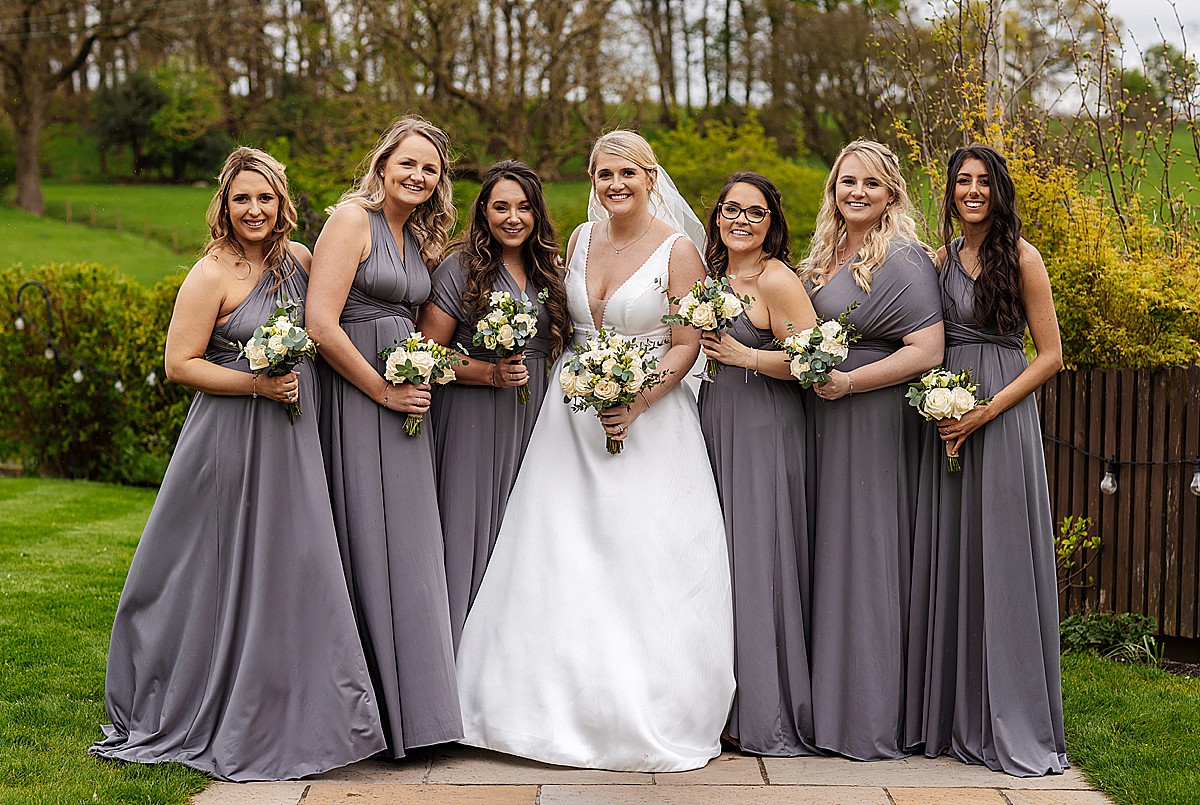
left=1105, top=0, right=1200, bottom=61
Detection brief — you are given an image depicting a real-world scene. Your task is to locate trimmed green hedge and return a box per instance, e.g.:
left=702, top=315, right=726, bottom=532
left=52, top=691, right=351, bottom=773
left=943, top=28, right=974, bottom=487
left=0, top=263, right=188, bottom=484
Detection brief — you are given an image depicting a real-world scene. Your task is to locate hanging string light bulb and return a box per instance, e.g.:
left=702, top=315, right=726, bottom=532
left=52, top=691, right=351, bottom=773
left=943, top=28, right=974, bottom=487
left=14, top=316, right=24, bottom=331
left=1100, top=460, right=1118, bottom=495
left=72, top=367, right=85, bottom=384
left=43, top=347, right=55, bottom=360
left=1191, top=461, right=1200, bottom=498
left=114, top=379, right=125, bottom=394
left=146, top=369, right=158, bottom=387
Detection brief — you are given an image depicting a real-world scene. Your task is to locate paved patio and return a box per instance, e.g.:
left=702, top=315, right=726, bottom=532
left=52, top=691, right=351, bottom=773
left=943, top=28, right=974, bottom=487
left=191, top=745, right=1110, bottom=804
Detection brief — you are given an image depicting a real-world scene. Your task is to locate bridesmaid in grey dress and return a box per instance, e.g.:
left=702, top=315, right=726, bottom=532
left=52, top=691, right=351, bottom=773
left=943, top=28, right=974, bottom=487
left=307, top=118, right=463, bottom=757
left=910, top=145, right=1067, bottom=775
left=91, top=148, right=385, bottom=780
left=417, top=160, right=570, bottom=647
left=696, top=172, right=820, bottom=756
left=801, top=140, right=944, bottom=760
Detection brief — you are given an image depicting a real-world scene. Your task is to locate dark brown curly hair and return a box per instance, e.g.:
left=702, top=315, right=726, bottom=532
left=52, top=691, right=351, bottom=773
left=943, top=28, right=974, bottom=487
left=941, top=144, right=1024, bottom=334
left=458, top=160, right=570, bottom=362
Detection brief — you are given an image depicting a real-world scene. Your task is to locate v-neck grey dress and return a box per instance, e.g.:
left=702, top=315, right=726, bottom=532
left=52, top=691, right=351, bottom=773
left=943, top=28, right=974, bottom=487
left=698, top=312, right=818, bottom=757
left=91, top=264, right=387, bottom=781
left=314, top=210, right=462, bottom=757
left=908, top=238, right=1067, bottom=776
left=427, top=251, right=557, bottom=647
left=805, top=237, right=943, bottom=761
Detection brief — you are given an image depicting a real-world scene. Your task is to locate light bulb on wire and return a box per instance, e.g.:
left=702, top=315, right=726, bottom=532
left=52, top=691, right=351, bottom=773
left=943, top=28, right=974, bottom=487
left=1191, top=460, right=1200, bottom=497
left=14, top=316, right=24, bottom=331
left=1100, top=460, right=1118, bottom=496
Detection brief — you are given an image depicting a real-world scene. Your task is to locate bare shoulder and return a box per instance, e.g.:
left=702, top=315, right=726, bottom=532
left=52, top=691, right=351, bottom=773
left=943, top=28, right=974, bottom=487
left=182, top=253, right=230, bottom=292
left=287, top=240, right=313, bottom=271
left=668, top=231, right=702, bottom=262
left=1017, top=238, right=1049, bottom=280
left=936, top=245, right=947, bottom=265
left=566, top=223, right=586, bottom=263
left=760, top=259, right=805, bottom=294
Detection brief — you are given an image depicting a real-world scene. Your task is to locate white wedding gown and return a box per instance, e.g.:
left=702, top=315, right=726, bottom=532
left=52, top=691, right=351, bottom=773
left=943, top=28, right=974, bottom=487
left=456, top=223, right=735, bottom=772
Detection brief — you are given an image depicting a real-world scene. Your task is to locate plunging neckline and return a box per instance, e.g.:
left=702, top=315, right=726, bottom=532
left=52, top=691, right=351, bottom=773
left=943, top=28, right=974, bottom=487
left=582, top=223, right=676, bottom=331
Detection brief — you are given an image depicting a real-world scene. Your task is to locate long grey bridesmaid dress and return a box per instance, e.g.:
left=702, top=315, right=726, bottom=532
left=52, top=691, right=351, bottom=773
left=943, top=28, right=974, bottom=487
left=908, top=238, right=1067, bottom=776
left=91, top=264, right=387, bottom=781
left=805, top=238, right=942, bottom=760
left=427, top=251, right=555, bottom=648
left=698, top=313, right=819, bottom=756
left=315, top=210, right=463, bottom=757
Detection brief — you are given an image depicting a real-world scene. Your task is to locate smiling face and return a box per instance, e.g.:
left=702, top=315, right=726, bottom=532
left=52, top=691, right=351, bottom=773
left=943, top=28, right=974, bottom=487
left=591, top=152, right=656, bottom=218
left=380, top=134, right=442, bottom=210
left=227, top=170, right=279, bottom=249
left=834, top=153, right=893, bottom=232
left=485, top=178, right=534, bottom=256
left=953, top=157, right=992, bottom=227
left=717, top=182, right=770, bottom=257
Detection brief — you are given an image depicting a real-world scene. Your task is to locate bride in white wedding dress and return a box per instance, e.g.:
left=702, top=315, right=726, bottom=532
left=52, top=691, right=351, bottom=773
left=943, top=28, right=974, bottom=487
left=455, top=131, right=735, bottom=772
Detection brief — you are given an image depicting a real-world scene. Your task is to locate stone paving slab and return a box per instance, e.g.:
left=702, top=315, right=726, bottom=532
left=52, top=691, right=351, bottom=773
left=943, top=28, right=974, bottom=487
left=539, top=784, right=892, bottom=804
left=1004, top=792, right=1115, bottom=805
left=426, top=746, right=651, bottom=784
left=191, top=781, right=307, bottom=805
left=887, top=788, right=1008, bottom=804
left=651, top=751, right=764, bottom=785
left=305, top=757, right=429, bottom=784
left=302, top=784, right=536, bottom=804
left=762, top=755, right=1094, bottom=789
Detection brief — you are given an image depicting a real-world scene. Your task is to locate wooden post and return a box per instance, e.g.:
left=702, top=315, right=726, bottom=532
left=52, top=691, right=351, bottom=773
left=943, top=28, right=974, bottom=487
left=171, top=228, right=179, bottom=252
left=88, top=205, right=96, bottom=227
left=65, top=200, right=72, bottom=222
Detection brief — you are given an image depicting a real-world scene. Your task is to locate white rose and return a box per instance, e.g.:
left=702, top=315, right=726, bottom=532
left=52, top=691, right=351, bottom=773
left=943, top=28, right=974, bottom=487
left=949, top=387, right=977, bottom=418
left=582, top=349, right=607, bottom=365
left=923, top=387, right=955, bottom=420
left=593, top=378, right=621, bottom=401
left=781, top=333, right=804, bottom=351
left=625, top=363, right=646, bottom=392
left=383, top=350, right=408, bottom=383
left=484, top=335, right=497, bottom=350
left=691, top=301, right=718, bottom=330
left=679, top=292, right=699, bottom=313
left=608, top=337, right=623, bottom=350
left=826, top=342, right=849, bottom=361
left=408, top=350, right=437, bottom=380
left=267, top=334, right=286, bottom=355
left=497, top=324, right=516, bottom=349
left=601, top=357, right=617, bottom=375
left=490, top=291, right=508, bottom=305
left=721, top=292, right=744, bottom=318
left=789, top=355, right=810, bottom=379
left=244, top=343, right=269, bottom=370
left=434, top=366, right=456, bottom=384
left=559, top=368, right=578, bottom=396
left=795, top=326, right=816, bottom=344
left=575, top=373, right=596, bottom=394
left=818, top=319, right=843, bottom=342
left=515, top=313, right=537, bottom=330
left=487, top=311, right=506, bottom=326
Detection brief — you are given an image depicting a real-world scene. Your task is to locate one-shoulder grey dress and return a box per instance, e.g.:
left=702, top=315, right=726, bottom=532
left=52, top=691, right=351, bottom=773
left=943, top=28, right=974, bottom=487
left=91, top=264, right=387, bottom=781
left=427, top=251, right=556, bottom=647
left=805, top=238, right=943, bottom=761
left=315, top=211, right=462, bottom=757
left=908, top=238, right=1067, bottom=776
left=698, top=312, right=818, bottom=757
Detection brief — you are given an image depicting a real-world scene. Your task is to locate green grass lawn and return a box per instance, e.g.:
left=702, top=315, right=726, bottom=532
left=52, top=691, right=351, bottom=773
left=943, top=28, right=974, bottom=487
left=0, top=206, right=192, bottom=287
left=2, top=477, right=1199, bottom=803
left=38, top=182, right=214, bottom=256
left=0, top=478, right=207, bottom=805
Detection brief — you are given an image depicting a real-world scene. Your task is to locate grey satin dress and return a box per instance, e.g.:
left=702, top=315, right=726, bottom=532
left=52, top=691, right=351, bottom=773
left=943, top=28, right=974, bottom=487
left=908, top=238, right=1067, bottom=776
left=698, top=313, right=819, bottom=756
left=314, top=210, right=463, bottom=757
left=427, top=252, right=556, bottom=648
left=90, top=264, right=387, bottom=781
left=805, top=238, right=943, bottom=760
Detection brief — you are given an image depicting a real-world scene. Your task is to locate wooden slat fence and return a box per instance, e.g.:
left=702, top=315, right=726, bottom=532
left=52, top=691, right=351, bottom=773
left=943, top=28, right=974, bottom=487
left=1037, top=367, right=1200, bottom=638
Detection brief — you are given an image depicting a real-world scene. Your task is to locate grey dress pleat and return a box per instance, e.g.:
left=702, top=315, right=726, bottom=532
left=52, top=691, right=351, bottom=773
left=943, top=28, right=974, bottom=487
left=314, top=211, right=463, bottom=757
left=805, top=238, right=943, bottom=760
left=698, top=314, right=818, bottom=757
left=90, top=264, right=387, bottom=781
left=427, top=252, right=555, bottom=648
left=908, top=238, right=1067, bottom=776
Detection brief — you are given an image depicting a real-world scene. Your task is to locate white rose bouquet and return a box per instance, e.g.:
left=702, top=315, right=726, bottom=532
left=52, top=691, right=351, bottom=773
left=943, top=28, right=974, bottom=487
left=237, top=297, right=317, bottom=423
left=661, top=275, right=752, bottom=380
left=379, top=332, right=466, bottom=437
left=778, top=303, right=860, bottom=388
left=472, top=290, right=541, bottom=404
left=906, top=366, right=993, bottom=472
left=559, top=328, right=667, bottom=455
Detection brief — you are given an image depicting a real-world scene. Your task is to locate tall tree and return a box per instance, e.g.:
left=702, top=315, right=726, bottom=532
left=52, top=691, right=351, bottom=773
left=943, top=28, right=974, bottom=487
left=0, top=0, right=154, bottom=213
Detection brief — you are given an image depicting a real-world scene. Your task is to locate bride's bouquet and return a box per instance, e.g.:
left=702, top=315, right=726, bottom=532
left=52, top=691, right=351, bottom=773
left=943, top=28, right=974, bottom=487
left=559, top=328, right=666, bottom=455
left=661, top=275, right=751, bottom=379
left=778, top=303, right=859, bottom=388
left=239, top=297, right=317, bottom=423
left=907, top=366, right=992, bottom=472
left=473, top=290, right=541, bottom=404
left=379, top=333, right=465, bottom=437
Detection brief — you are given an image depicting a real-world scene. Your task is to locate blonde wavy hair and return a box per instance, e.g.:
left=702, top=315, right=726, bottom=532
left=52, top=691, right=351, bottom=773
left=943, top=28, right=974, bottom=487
left=331, top=116, right=456, bottom=268
left=588, top=130, right=663, bottom=206
left=801, top=139, right=933, bottom=292
left=203, top=147, right=298, bottom=290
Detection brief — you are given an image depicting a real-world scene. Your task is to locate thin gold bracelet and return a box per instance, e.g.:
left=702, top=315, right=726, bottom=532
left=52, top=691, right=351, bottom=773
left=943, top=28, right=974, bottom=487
left=847, top=372, right=855, bottom=395
left=251, top=374, right=258, bottom=399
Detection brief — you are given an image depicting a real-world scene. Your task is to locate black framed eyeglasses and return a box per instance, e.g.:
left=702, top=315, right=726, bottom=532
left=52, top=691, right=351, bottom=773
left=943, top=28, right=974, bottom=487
left=718, top=202, right=770, bottom=224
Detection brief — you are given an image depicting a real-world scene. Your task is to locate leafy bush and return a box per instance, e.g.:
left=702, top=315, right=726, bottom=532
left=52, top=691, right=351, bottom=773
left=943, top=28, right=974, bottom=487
left=0, top=263, right=189, bottom=484
left=1061, top=611, right=1163, bottom=664
left=651, top=116, right=827, bottom=252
